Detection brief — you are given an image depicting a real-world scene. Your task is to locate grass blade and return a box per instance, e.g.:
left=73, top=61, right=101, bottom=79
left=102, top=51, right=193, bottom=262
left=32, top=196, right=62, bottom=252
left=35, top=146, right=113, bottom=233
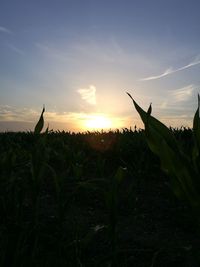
left=34, top=105, right=45, bottom=134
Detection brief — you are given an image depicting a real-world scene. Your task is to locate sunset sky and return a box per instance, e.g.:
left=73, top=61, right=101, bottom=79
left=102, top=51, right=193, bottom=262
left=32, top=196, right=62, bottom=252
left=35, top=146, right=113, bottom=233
left=1, top=0, right=200, bottom=132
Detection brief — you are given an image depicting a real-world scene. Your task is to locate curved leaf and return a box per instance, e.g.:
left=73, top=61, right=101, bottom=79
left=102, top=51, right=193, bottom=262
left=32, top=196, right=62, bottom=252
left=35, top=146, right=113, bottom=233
left=127, top=92, right=179, bottom=153
left=34, top=105, right=45, bottom=134
left=127, top=92, right=200, bottom=211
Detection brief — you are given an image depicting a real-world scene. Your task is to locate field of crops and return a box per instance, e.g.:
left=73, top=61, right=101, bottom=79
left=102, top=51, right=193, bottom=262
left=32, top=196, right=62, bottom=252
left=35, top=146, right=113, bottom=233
left=0, top=126, right=199, bottom=267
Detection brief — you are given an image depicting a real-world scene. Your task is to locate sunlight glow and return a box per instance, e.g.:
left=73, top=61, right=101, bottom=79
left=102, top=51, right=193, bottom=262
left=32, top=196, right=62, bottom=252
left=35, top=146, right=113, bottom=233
left=84, top=115, right=112, bottom=130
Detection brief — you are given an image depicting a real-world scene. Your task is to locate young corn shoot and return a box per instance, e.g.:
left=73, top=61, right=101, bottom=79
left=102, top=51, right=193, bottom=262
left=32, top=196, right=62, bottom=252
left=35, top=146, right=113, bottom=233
left=105, top=166, right=126, bottom=266
left=34, top=105, right=45, bottom=134
left=127, top=92, right=200, bottom=222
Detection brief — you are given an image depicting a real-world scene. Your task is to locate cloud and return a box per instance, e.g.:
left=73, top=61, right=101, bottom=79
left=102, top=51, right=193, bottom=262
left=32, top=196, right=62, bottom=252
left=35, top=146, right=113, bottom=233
left=35, top=42, right=72, bottom=62
left=160, top=84, right=195, bottom=110
left=0, top=105, right=82, bottom=124
left=35, top=42, right=56, bottom=55
left=140, top=56, right=200, bottom=81
left=160, top=115, right=193, bottom=128
left=141, top=68, right=173, bottom=81
left=0, top=104, right=127, bottom=132
left=0, top=106, right=129, bottom=132
left=0, top=105, right=109, bottom=125
left=0, top=26, right=12, bottom=34
left=0, top=105, right=38, bottom=122
left=0, top=105, right=79, bottom=132
left=74, top=38, right=135, bottom=65
left=36, top=40, right=119, bottom=64
left=171, top=84, right=195, bottom=102
left=160, top=101, right=168, bottom=109
left=77, top=85, right=96, bottom=105
left=7, top=44, right=25, bottom=55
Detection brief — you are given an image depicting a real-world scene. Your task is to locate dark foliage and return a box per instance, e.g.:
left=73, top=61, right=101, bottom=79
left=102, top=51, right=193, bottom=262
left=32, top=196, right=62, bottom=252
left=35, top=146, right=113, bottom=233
left=0, top=128, right=199, bottom=266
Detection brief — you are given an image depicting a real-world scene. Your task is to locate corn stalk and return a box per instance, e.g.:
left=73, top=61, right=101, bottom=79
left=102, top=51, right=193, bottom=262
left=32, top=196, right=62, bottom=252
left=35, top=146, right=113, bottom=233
left=127, top=92, right=200, bottom=220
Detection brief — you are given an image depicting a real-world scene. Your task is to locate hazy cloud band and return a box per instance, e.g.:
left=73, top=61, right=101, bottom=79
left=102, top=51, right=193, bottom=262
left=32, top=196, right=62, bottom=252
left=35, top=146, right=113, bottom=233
left=140, top=56, right=200, bottom=81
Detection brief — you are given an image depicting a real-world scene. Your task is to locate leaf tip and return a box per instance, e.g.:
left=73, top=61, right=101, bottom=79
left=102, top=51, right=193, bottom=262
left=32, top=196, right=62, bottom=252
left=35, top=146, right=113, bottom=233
left=147, top=103, right=152, bottom=115
left=126, top=92, right=134, bottom=101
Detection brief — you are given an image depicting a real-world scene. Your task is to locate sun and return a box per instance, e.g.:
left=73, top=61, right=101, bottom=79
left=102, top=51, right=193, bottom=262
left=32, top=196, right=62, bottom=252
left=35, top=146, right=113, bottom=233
left=85, top=115, right=112, bottom=130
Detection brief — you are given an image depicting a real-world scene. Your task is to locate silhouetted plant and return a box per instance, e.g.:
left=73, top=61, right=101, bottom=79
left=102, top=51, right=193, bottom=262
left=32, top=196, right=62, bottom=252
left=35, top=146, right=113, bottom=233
left=127, top=92, right=200, bottom=222
left=34, top=105, right=45, bottom=134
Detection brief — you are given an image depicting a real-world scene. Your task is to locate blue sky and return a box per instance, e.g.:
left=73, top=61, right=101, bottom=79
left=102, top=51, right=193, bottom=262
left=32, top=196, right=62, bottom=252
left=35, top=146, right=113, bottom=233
left=1, top=0, right=200, bottom=131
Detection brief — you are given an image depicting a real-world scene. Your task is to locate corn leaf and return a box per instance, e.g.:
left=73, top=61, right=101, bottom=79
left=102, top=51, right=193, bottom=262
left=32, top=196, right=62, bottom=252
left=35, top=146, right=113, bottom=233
left=34, top=105, right=45, bottom=134
left=114, top=166, right=126, bottom=184
left=193, top=95, right=200, bottom=148
left=127, top=92, right=200, bottom=210
left=160, top=138, right=200, bottom=208
left=147, top=103, right=152, bottom=115
left=127, top=92, right=179, bottom=154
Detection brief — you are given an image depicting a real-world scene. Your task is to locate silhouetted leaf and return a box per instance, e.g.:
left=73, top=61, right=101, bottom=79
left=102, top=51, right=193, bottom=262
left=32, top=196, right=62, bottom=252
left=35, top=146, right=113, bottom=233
left=126, top=92, right=179, bottom=153
left=127, top=92, right=200, bottom=211
left=147, top=103, right=152, bottom=115
left=115, top=166, right=126, bottom=184
left=193, top=94, right=200, bottom=147
left=34, top=105, right=45, bottom=134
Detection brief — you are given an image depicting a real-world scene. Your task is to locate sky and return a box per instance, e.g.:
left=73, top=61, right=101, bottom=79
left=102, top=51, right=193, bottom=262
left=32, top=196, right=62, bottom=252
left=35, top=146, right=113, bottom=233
left=1, top=0, right=200, bottom=132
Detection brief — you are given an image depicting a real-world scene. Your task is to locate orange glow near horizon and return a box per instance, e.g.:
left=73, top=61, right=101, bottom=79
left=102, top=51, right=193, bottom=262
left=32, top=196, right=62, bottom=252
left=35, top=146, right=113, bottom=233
left=84, top=114, right=112, bottom=130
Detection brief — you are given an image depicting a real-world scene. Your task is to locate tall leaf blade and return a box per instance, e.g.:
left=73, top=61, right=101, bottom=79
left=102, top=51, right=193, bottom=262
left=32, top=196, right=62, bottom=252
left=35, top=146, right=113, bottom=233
left=127, top=92, right=200, bottom=210
left=193, top=94, right=200, bottom=148
left=126, top=92, right=179, bottom=153
left=34, top=106, right=45, bottom=134
left=159, top=139, right=200, bottom=208
left=147, top=103, right=152, bottom=115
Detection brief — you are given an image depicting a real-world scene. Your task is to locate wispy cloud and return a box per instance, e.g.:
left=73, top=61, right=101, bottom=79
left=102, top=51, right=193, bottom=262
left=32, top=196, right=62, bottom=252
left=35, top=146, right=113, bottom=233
left=77, top=85, right=96, bottom=105
left=7, top=44, right=25, bottom=55
left=0, top=105, right=78, bottom=131
left=73, top=38, right=132, bottom=65
left=35, top=42, right=56, bottom=55
left=140, top=56, right=200, bottom=81
left=35, top=42, right=71, bottom=62
left=0, top=26, right=12, bottom=34
left=160, top=115, right=193, bottom=128
left=0, top=105, right=38, bottom=122
left=160, top=84, right=195, bottom=110
left=171, top=84, right=195, bottom=102
left=140, top=68, right=173, bottom=81
left=0, top=105, right=128, bottom=132
left=0, top=105, right=101, bottom=124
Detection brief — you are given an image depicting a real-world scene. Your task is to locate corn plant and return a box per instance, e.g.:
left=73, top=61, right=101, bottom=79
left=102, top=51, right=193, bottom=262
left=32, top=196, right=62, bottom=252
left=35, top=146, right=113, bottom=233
left=105, top=166, right=126, bottom=266
left=127, top=92, right=200, bottom=222
left=34, top=105, right=45, bottom=134
left=30, top=106, right=50, bottom=224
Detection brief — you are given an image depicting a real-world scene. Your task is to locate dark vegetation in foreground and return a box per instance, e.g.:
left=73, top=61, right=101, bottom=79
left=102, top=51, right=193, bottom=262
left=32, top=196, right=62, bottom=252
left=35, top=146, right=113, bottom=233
left=0, top=128, right=199, bottom=267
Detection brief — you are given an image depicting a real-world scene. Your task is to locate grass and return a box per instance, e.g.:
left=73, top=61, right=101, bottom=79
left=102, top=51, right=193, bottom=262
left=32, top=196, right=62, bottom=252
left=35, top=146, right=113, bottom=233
left=0, top=107, right=200, bottom=266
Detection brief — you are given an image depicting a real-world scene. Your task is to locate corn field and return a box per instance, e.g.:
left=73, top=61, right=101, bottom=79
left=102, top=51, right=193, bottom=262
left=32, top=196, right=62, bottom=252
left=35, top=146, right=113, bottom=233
left=0, top=100, right=200, bottom=266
